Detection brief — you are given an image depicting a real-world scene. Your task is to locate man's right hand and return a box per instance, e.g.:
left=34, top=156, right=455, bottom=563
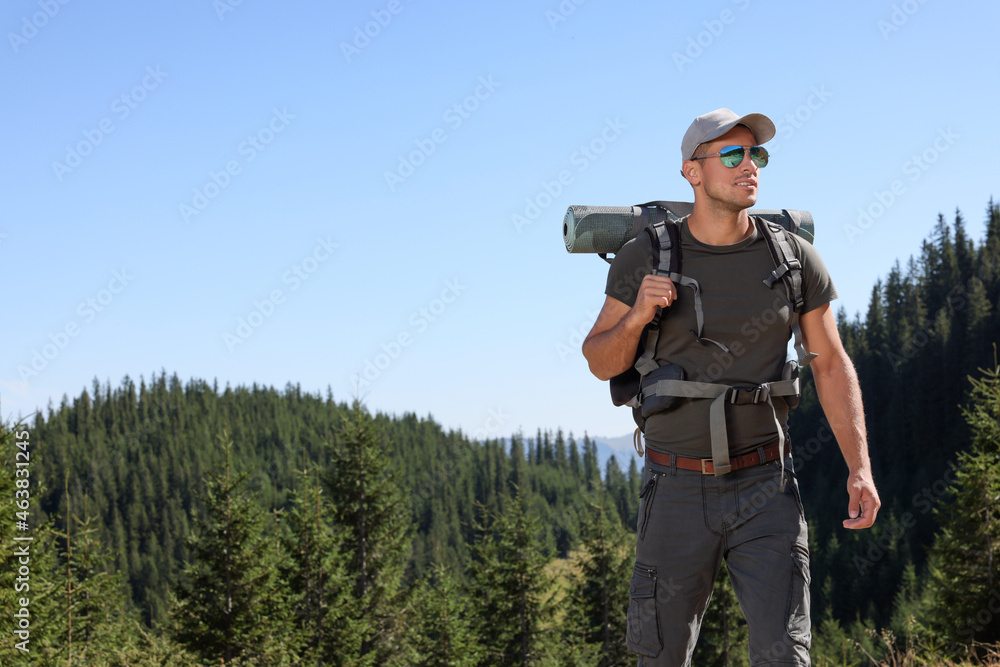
left=629, top=274, right=678, bottom=328
left=582, top=275, right=677, bottom=381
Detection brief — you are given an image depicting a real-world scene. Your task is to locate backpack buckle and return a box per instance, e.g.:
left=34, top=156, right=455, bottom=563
left=727, top=384, right=769, bottom=405
left=763, top=259, right=802, bottom=288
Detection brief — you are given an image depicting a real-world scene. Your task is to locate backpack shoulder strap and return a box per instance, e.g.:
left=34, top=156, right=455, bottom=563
left=632, top=221, right=678, bottom=376
left=756, top=216, right=804, bottom=312
left=754, top=217, right=817, bottom=367
left=644, top=219, right=682, bottom=278
left=633, top=219, right=720, bottom=373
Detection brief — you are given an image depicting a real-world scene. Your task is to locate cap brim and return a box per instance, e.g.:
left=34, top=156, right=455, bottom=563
left=729, top=112, right=776, bottom=146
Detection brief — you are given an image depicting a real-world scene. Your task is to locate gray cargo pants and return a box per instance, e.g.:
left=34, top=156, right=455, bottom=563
left=627, top=454, right=811, bottom=666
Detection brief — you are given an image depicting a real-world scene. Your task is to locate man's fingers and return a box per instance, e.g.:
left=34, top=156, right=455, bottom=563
left=640, top=277, right=677, bottom=300
left=847, top=488, right=861, bottom=519
left=642, top=275, right=676, bottom=292
left=843, top=486, right=879, bottom=529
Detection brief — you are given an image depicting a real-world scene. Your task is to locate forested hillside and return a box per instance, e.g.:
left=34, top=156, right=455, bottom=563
left=791, top=200, right=1000, bottom=649
left=1, top=200, right=999, bottom=665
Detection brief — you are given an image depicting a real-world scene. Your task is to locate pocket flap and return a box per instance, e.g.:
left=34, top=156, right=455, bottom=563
left=630, top=563, right=657, bottom=598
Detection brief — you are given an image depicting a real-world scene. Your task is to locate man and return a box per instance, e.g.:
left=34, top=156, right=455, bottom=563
left=581, top=108, right=880, bottom=666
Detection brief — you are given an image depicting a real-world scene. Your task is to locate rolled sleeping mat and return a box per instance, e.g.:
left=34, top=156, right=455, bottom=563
left=563, top=202, right=813, bottom=254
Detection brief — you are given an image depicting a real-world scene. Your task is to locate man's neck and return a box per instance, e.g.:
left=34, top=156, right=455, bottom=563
left=686, top=204, right=753, bottom=246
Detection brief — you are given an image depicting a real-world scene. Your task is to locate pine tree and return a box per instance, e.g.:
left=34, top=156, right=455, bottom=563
left=568, top=434, right=582, bottom=478
left=324, top=401, right=412, bottom=666
left=925, top=360, right=1000, bottom=654
left=282, top=464, right=350, bottom=665
left=554, top=429, right=567, bottom=468
left=408, top=562, right=481, bottom=667
left=954, top=207, right=975, bottom=287
left=965, top=276, right=994, bottom=372
left=18, top=518, right=67, bottom=660
left=980, top=198, right=1000, bottom=305
left=567, top=490, right=632, bottom=666
left=170, top=430, right=293, bottom=665
left=51, top=490, right=135, bottom=664
left=470, top=489, right=553, bottom=666
left=583, top=434, right=600, bottom=491
left=604, top=456, right=629, bottom=527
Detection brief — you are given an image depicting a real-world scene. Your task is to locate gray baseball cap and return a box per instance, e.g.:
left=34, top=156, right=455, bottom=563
left=681, top=108, right=776, bottom=162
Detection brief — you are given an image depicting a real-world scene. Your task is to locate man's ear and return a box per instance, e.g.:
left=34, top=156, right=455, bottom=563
left=682, top=160, right=701, bottom=186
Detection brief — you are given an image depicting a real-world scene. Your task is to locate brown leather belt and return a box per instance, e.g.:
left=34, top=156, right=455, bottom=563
left=646, top=442, right=782, bottom=475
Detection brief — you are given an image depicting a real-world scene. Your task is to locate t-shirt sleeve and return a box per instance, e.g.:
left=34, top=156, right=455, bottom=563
left=791, top=235, right=839, bottom=314
left=604, top=233, right=655, bottom=307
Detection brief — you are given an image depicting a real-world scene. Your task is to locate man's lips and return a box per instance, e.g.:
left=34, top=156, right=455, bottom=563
left=735, top=179, right=757, bottom=188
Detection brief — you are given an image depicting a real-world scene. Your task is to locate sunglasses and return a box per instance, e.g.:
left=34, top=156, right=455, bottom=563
left=691, top=145, right=769, bottom=168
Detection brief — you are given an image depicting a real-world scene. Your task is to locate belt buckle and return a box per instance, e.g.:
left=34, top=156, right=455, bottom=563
left=700, top=458, right=712, bottom=474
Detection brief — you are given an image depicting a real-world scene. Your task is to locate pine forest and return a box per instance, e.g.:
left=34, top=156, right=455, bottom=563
left=3, top=200, right=1000, bottom=665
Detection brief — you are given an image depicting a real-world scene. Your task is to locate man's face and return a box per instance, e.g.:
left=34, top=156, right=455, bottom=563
left=686, top=125, right=761, bottom=212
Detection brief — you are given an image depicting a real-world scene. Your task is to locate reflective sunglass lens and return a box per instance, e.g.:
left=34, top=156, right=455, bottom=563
left=719, top=146, right=745, bottom=167
left=750, top=146, right=769, bottom=168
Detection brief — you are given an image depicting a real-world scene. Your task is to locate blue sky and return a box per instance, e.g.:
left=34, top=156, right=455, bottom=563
left=3, top=0, right=998, bottom=444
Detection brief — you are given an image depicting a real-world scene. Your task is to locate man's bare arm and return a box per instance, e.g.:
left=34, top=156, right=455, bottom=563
left=800, top=303, right=881, bottom=529
left=582, top=275, right=676, bottom=381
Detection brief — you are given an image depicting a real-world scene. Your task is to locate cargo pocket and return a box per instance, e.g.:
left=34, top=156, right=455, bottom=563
left=785, top=545, right=812, bottom=648
left=627, top=563, right=662, bottom=658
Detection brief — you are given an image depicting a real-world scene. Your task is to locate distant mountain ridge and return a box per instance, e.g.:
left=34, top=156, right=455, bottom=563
left=592, top=433, right=639, bottom=474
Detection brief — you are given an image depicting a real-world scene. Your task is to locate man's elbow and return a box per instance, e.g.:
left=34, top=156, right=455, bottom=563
left=582, top=339, right=617, bottom=381
left=811, top=348, right=857, bottom=384
left=581, top=342, right=604, bottom=380
left=589, top=364, right=614, bottom=382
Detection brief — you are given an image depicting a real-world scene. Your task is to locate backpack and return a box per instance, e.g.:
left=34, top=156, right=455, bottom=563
left=610, top=202, right=817, bottom=480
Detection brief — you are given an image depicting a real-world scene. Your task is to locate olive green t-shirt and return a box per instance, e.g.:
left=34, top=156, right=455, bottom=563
left=605, top=217, right=838, bottom=458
